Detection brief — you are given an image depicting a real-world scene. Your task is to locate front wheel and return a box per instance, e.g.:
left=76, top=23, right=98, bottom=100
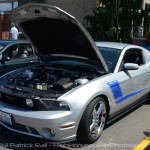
left=77, top=97, right=107, bottom=143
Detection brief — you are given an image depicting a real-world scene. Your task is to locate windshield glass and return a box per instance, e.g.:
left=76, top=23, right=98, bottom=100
left=97, top=46, right=121, bottom=72
left=47, top=59, right=106, bottom=76
left=49, top=59, right=101, bottom=71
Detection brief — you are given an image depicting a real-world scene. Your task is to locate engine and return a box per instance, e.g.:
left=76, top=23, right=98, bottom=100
left=3, top=64, right=101, bottom=93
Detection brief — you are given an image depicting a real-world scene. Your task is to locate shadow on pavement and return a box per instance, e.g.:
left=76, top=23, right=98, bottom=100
left=143, top=130, right=150, bottom=137
left=106, top=99, right=150, bottom=129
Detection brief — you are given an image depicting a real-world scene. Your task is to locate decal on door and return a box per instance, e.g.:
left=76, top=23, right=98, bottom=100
left=107, top=80, right=145, bottom=104
left=107, top=80, right=123, bottom=102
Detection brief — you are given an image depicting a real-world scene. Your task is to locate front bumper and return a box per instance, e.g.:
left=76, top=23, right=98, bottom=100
left=0, top=102, right=77, bottom=142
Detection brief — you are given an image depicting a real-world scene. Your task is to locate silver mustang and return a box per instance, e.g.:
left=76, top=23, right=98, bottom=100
left=0, top=3, right=150, bottom=144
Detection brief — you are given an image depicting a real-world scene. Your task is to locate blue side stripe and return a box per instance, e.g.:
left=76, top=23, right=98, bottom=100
left=107, top=80, right=145, bottom=104
left=116, top=89, right=145, bottom=104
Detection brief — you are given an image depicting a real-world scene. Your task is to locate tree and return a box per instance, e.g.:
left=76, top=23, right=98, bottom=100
left=84, top=0, right=145, bottom=43
left=84, top=7, right=110, bottom=40
left=119, top=0, right=143, bottom=42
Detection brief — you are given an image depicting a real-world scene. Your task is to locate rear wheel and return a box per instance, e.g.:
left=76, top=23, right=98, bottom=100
left=77, top=97, right=107, bottom=143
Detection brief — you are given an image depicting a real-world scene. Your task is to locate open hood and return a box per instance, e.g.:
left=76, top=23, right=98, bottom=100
left=10, top=3, right=109, bottom=72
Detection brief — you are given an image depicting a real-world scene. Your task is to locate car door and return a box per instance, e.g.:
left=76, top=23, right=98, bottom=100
left=117, top=48, right=149, bottom=109
left=0, top=43, right=39, bottom=75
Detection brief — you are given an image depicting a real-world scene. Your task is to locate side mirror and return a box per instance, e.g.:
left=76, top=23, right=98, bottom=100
left=124, top=63, right=139, bottom=70
left=0, top=56, right=10, bottom=64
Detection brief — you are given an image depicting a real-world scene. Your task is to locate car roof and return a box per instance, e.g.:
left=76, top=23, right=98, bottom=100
left=0, top=40, right=30, bottom=45
left=95, top=42, right=131, bottom=50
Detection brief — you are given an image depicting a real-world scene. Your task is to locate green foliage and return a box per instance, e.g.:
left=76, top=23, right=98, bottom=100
left=105, top=27, right=118, bottom=41
left=84, top=0, right=147, bottom=43
left=84, top=7, right=109, bottom=40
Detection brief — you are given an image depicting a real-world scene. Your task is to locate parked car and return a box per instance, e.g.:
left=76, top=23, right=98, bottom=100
left=0, top=40, right=39, bottom=75
left=0, top=3, right=150, bottom=144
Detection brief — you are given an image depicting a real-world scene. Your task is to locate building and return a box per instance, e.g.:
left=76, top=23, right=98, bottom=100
left=0, top=0, right=18, bottom=39
left=143, top=0, right=150, bottom=9
left=0, top=0, right=97, bottom=39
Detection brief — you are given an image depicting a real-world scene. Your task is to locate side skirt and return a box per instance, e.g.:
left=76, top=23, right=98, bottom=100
left=107, top=94, right=149, bottom=124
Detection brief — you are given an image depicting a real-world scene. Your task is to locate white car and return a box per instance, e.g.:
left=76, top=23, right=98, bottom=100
left=0, top=3, right=150, bottom=144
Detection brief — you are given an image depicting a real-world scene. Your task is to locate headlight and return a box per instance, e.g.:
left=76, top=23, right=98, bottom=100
left=42, top=99, right=70, bottom=111
left=59, top=101, right=70, bottom=111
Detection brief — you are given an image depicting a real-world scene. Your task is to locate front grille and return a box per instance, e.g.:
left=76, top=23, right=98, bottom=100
left=2, top=122, right=28, bottom=133
left=1, top=122, right=40, bottom=137
left=0, top=93, right=39, bottom=111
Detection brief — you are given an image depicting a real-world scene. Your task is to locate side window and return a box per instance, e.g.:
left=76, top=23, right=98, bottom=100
left=12, top=44, right=34, bottom=59
left=123, top=49, right=144, bottom=66
left=2, top=44, right=34, bottom=60
left=2, top=45, right=17, bottom=59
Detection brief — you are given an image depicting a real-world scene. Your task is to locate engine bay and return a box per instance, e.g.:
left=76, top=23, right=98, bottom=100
left=1, top=60, right=103, bottom=95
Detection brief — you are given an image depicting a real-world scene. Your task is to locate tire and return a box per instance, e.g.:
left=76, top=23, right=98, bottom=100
left=77, top=97, right=107, bottom=143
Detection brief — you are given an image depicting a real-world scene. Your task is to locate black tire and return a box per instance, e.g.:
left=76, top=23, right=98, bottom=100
left=77, top=97, right=107, bottom=143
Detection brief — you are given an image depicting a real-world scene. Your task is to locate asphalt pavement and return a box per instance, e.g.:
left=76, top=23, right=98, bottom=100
left=0, top=100, right=150, bottom=150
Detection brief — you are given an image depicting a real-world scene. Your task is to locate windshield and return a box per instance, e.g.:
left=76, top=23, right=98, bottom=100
left=47, top=59, right=106, bottom=76
left=97, top=46, right=121, bottom=72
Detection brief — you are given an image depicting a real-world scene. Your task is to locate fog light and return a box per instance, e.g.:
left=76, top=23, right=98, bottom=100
left=50, top=129, right=55, bottom=136
left=26, top=99, right=34, bottom=108
left=42, top=128, right=55, bottom=138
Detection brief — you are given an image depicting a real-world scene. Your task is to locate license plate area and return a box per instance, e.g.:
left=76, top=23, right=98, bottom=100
left=0, top=111, right=12, bottom=125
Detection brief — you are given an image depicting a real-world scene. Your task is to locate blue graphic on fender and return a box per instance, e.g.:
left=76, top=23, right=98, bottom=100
left=107, top=80, right=123, bottom=101
left=108, top=80, right=145, bottom=104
